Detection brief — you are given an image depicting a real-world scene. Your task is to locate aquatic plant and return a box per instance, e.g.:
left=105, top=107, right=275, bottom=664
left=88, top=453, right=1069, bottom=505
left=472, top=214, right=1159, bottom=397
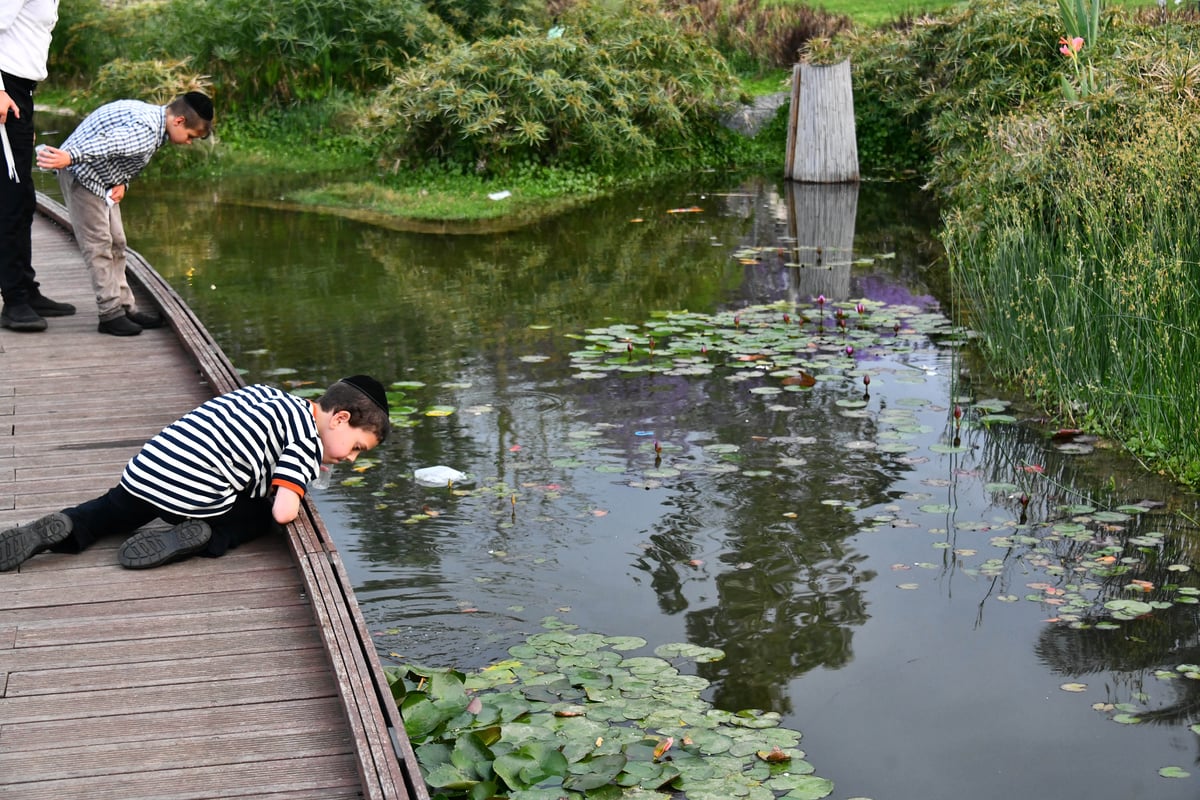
left=387, top=623, right=833, bottom=799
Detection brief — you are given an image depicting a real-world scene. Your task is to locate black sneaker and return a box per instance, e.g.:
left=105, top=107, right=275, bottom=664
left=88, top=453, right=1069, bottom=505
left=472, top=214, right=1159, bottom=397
left=28, top=292, right=76, bottom=317
left=0, top=303, right=48, bottom=332
left=126, top=309, right=164, bottom=329
left=0, top=513, right=74, bottom=571
left=98, top=315, right=142, bottom=336
left=118, top=519, right=212, bottom=569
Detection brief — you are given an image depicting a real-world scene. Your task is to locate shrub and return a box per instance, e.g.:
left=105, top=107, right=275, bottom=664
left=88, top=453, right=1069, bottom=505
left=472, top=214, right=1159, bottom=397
left=362, top=1, right=741, bottom=172
left=665, top=0, right=853, bottom=71
left=942, top=22, right=1200, bottom=483
left=89, top=58, right=212, bottom=110
left=50, top=0, right=149, bottom=83
left=150, top=0, right=458, bottom=109
left=809, top=0, right=1079, bottom=180
left=425, top=0, right=550, bottom=41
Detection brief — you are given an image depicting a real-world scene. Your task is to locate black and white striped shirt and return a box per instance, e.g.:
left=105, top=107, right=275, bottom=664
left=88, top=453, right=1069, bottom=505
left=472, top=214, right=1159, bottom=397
left=60, top=99, right=168, bottom=198
left=120, top=384, right=322, bottom=518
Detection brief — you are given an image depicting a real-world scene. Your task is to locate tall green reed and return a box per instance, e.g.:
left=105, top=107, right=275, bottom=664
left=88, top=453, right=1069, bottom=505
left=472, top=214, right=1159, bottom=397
left=946, top=114, right=1200, bottom=483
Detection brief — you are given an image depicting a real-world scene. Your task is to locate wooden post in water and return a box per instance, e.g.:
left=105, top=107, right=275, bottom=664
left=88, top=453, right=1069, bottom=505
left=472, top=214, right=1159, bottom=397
left=785, top=60, right=859, bottom=183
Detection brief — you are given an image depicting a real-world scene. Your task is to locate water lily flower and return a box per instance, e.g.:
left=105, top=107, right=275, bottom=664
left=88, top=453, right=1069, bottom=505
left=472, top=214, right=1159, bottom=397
left=863, top=374, right=870, bottom=386
left=845, top=345, right=854, bottom=357
left=856, top=302, right=866, bottom=315
left=816, top=295, right=825, bottom=307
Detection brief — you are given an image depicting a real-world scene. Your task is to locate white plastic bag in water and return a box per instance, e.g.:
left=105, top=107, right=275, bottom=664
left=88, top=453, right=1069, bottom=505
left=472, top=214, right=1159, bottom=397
left=413, top=465, right=469, bottom=486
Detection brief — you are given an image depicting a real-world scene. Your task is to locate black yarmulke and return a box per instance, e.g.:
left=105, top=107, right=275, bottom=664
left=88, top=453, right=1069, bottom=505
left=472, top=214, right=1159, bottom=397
left=184, top=91, right=214, bottom=122
left=340, top=375, right=388, bottom=414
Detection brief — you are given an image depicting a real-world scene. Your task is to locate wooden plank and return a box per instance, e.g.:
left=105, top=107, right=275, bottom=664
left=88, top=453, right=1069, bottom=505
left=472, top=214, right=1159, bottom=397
left=0, top=754, right=363, bottom=800
left=0, top=586, right=307, bottom=626
left=6, top=626, right=323, bottom=671
left=6, top=647, right=331, bottom=696
left=0, top=728, right=355, bottom=783
left=13, top=604, right=310, bottom=647
left=0, top=672, right=339, bottom=725
left=1, top=696, right=349, bottom=752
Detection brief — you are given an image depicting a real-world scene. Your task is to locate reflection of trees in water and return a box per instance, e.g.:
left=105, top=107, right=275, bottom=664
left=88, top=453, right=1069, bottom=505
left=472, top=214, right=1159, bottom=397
left=609, top=367, right=909, bottom=713
left=1036, top=605, right=1200, bottom=749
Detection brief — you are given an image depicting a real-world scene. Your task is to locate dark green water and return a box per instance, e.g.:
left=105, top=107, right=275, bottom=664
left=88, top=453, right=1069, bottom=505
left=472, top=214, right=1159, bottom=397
left=36, top=164, right=1200, bottom=799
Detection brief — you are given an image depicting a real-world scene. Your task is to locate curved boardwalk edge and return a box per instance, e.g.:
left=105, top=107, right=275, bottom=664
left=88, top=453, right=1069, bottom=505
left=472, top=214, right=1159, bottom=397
left=33, top=193, right=429, bottom=800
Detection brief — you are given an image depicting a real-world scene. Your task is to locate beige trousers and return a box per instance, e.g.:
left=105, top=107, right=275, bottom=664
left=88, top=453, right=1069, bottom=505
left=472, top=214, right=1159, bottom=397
left=57, top=171, right=137, bottom=322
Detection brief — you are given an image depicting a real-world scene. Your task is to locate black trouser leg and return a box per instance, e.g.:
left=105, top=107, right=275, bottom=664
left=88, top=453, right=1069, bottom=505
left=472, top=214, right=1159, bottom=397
left=0, top=73, right=39, bottom=306
left=204, top=491, right=281, bottom=557
left=56, top=485, right=163, bottom=553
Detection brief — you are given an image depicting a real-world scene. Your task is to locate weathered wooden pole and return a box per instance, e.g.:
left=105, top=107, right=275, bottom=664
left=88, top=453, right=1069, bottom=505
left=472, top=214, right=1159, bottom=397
left=785, top=60, right=859, bottom=183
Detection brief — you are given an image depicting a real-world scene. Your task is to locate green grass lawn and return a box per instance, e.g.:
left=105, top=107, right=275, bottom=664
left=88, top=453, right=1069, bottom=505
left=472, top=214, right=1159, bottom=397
left=812, top=0, right=1157, bottom=28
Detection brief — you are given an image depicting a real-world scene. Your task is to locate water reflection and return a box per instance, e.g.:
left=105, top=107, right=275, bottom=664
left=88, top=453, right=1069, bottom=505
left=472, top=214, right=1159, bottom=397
left=42, top=167, right=1200, bottom=799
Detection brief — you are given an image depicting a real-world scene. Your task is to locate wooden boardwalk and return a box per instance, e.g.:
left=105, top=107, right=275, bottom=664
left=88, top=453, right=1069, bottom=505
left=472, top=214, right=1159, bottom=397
left=0, top=197, right=428, bottom=800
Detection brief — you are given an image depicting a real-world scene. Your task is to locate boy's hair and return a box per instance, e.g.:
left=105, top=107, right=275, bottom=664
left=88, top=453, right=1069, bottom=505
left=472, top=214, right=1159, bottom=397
left=317, top=376, right=391, bottom=444
left=167, top=92, right=214, bottom=138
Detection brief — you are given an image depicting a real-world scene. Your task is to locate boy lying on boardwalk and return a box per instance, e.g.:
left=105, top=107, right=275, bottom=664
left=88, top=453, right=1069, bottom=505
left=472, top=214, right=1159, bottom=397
left=0, top=375, right=390, bottom=571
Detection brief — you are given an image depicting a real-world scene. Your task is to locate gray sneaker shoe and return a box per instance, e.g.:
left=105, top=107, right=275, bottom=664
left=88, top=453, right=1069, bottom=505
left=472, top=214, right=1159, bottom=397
left=118, top=519, right=212, bottom=569
left=0, top=512, right=74, bottom=571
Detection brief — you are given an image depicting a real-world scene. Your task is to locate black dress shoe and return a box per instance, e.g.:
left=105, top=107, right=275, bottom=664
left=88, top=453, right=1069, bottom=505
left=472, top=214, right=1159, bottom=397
left=126, top=309, right=164, bottom=329
left=98, top=315, right=142, bottom=336
left=28, top=292, right=76, bottom=317
left=0, top=303, right=48, bottom=332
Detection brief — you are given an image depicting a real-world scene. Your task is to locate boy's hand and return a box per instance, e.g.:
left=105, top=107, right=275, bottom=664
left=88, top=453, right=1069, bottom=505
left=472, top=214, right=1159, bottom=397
left=272, top=486, right=302, bottom=524
left=0, top=91, right=16, bottom=124
left=35, top=145, right=70, bottom=170
left=108, top=184, right=126, bottom=203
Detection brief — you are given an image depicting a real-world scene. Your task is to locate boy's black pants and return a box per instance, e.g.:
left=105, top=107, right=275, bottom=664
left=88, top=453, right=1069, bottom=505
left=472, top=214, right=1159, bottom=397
left=53, top=485, right=281, bottom=557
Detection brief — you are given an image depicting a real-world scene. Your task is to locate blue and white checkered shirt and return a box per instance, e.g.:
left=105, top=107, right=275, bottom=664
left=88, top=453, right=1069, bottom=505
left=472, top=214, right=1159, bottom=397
left=61, top=99, right=168, bottom=198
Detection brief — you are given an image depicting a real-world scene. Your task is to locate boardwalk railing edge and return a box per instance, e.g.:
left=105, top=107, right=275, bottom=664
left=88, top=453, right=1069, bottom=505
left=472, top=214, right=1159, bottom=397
left=35, top=193, right=431, bottom=800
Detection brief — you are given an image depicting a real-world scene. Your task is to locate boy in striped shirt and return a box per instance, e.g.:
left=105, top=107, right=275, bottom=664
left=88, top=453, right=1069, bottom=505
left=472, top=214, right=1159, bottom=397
left=0, top=375, right=391, bottom=571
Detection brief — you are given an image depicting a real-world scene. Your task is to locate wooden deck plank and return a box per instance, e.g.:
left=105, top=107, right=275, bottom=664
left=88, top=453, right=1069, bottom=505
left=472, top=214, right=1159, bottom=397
left=0, top=754, right=363, bottom=800
left=0, top=728, right=356, bottom=783
left=0, top=198, right=427, bottom=799
left=0, top=672, right=340, bottom=725
left=2, top=696, right=350, bottom=752
left=7, top=625, right=324, bottom=671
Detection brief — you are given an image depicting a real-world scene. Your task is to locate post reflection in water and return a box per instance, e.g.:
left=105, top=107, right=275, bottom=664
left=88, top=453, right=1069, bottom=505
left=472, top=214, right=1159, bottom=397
left=93, top=171, right=1200, bottom=800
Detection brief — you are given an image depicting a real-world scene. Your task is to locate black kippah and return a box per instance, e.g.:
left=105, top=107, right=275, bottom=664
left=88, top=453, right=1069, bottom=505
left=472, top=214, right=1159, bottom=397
left=184, top=91, right=214, bottom=122
left=340, top=375, right=389, bottom=415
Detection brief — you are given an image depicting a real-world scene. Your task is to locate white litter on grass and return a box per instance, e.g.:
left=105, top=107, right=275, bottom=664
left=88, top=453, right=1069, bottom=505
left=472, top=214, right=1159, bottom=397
left=414, top=466, right=470, bottom=486
left=488, top=190, right=512, bottom=201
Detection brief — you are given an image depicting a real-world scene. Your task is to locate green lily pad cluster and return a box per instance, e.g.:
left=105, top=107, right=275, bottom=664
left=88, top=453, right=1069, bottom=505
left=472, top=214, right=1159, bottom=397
left=386, top=622, right=834, bottom=800
left=560, top=300, right=964, bottom=383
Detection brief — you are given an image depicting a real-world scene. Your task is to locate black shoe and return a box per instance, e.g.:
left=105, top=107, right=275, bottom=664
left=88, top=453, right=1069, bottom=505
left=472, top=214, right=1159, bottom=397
left=29, top=292, right=76, bottom=317
left=118, top=519, right=212, bottom=569
left=0, top=513, right=73, bottom=571
left=126, top=309, right=164, bottom=329
left=98, top=316, right=142, bottom=336
left=0, top=303, right=48, bottom=332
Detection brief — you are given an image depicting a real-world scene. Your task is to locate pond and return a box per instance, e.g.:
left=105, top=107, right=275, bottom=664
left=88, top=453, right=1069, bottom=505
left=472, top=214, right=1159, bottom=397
left=36, top=162, right=1200, bottom=799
